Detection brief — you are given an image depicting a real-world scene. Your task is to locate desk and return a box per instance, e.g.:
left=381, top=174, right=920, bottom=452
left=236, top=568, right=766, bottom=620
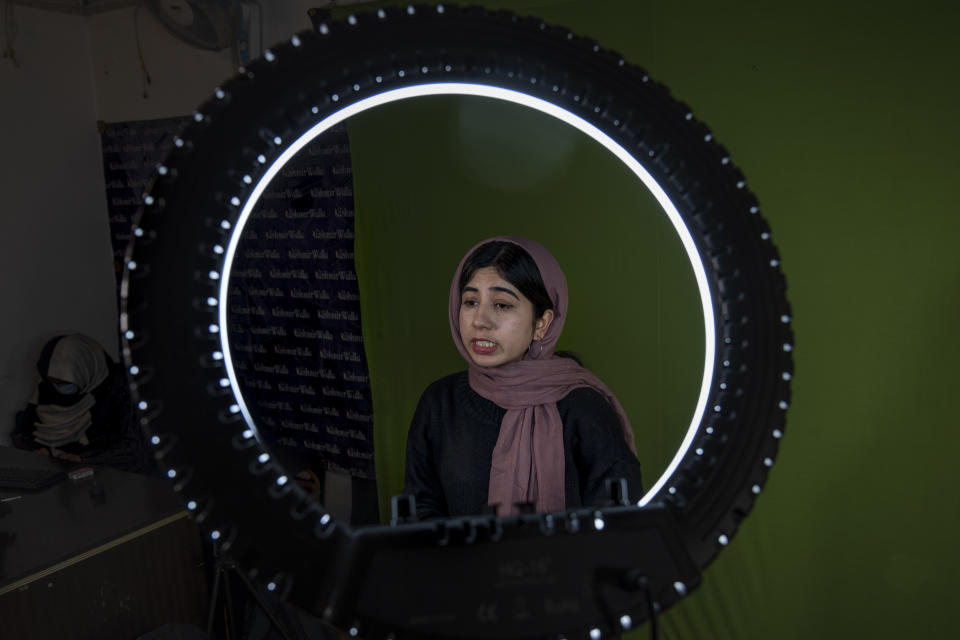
left=0, top=446, right=208, bottom=639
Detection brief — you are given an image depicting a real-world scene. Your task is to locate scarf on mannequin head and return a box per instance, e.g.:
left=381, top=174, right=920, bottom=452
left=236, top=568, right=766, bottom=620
left=31, top=334, right=110, bottom=448
left=448, top=236, right=637, bottom=516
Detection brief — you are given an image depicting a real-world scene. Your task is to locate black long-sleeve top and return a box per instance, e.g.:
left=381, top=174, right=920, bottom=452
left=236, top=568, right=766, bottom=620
left=403, top=371, right=643, bottom=520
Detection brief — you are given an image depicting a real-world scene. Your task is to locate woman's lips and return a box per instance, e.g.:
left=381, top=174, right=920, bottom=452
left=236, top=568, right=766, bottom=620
left=471, top=339, right=498, bottom=355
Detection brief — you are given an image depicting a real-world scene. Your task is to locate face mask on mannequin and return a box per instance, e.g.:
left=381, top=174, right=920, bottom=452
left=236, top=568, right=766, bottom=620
left=50, top=381, right=79, bottom=395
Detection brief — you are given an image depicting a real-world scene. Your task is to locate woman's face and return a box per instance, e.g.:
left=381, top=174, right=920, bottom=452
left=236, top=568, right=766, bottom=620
left=459, top=267, right=553, bottom=368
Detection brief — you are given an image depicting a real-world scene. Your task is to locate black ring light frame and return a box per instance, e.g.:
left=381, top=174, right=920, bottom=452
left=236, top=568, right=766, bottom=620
left=121, top=5, right=793, bottom=639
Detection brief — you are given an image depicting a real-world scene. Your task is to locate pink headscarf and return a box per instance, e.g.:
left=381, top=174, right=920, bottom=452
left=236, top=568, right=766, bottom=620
left=448, top=236, right=637, bottom=515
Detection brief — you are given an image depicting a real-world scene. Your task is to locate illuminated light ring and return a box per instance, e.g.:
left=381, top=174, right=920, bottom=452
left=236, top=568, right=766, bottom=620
left=121, top=6, right=794, bottom=639
left=218, top=82, right=716, bottom=508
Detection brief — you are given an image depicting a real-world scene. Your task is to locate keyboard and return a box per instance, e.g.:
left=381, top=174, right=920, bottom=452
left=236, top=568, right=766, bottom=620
left=0, top=466, right=66, bottom=491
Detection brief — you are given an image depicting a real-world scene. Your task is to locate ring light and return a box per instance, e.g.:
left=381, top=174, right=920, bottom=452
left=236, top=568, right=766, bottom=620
left=121, top=5, right=793, bottom=639
left=219, top=82, right=717, bottom=508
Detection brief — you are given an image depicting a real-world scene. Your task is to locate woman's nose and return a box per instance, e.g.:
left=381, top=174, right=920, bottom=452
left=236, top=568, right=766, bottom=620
left=472, top=305, right=493, bottom=328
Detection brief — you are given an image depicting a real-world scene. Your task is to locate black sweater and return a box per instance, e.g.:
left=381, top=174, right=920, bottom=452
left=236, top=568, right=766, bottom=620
left=403, top=371, right=643, bottom=519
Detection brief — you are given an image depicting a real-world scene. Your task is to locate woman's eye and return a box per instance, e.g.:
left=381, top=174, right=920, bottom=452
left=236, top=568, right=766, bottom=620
left=462, top=299, right=478, bottom=307
left=494, top=303, right=513, bottom=311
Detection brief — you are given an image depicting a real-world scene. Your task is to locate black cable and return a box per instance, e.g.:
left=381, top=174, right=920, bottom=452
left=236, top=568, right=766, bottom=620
left=133, top=3, right=152, bottom=99
left=2, top=0, right=19, bottom=68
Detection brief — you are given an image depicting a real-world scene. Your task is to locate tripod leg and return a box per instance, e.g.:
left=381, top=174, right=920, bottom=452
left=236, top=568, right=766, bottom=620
left=223, top=569, right=237, bottom=635
left=206, top=565, right=223, bottom=638
left=232, top=568, right=296, bottom=640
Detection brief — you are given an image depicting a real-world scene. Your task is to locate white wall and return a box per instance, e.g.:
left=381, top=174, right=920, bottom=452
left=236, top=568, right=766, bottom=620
left=87, top=6, right=234, bottom=122
left=0, top=1, right=320, bottom=443
left=0, top=7, right=114, bottom=444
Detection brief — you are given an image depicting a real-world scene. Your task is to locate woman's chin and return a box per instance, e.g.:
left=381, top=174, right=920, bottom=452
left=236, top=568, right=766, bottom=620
left=470, top=356, right=501, bottom=368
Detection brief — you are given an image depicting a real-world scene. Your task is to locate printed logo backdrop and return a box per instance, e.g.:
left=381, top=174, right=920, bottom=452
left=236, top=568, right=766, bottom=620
left=99, top=118, right=376, bottom=481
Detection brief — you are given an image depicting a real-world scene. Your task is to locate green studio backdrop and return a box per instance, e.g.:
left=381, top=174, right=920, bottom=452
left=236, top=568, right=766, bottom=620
left=347, top=95, right=703, bottom=522
left=325, top=0, right=959, bottom=638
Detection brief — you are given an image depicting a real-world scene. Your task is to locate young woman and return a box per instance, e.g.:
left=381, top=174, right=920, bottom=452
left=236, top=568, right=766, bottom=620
left=403, top=237, right=643, bottom=519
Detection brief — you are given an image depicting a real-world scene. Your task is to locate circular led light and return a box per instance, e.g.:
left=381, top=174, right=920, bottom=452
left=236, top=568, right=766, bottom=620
left=122, top=8, right=793, bottom=639
left=217, top=82, right=718, bottom=507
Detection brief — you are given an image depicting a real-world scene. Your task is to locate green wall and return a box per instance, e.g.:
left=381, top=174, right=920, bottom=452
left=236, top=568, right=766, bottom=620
left=339, top=0, right=960, bottom=637
left=346, top=96, right=703, bottom=520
